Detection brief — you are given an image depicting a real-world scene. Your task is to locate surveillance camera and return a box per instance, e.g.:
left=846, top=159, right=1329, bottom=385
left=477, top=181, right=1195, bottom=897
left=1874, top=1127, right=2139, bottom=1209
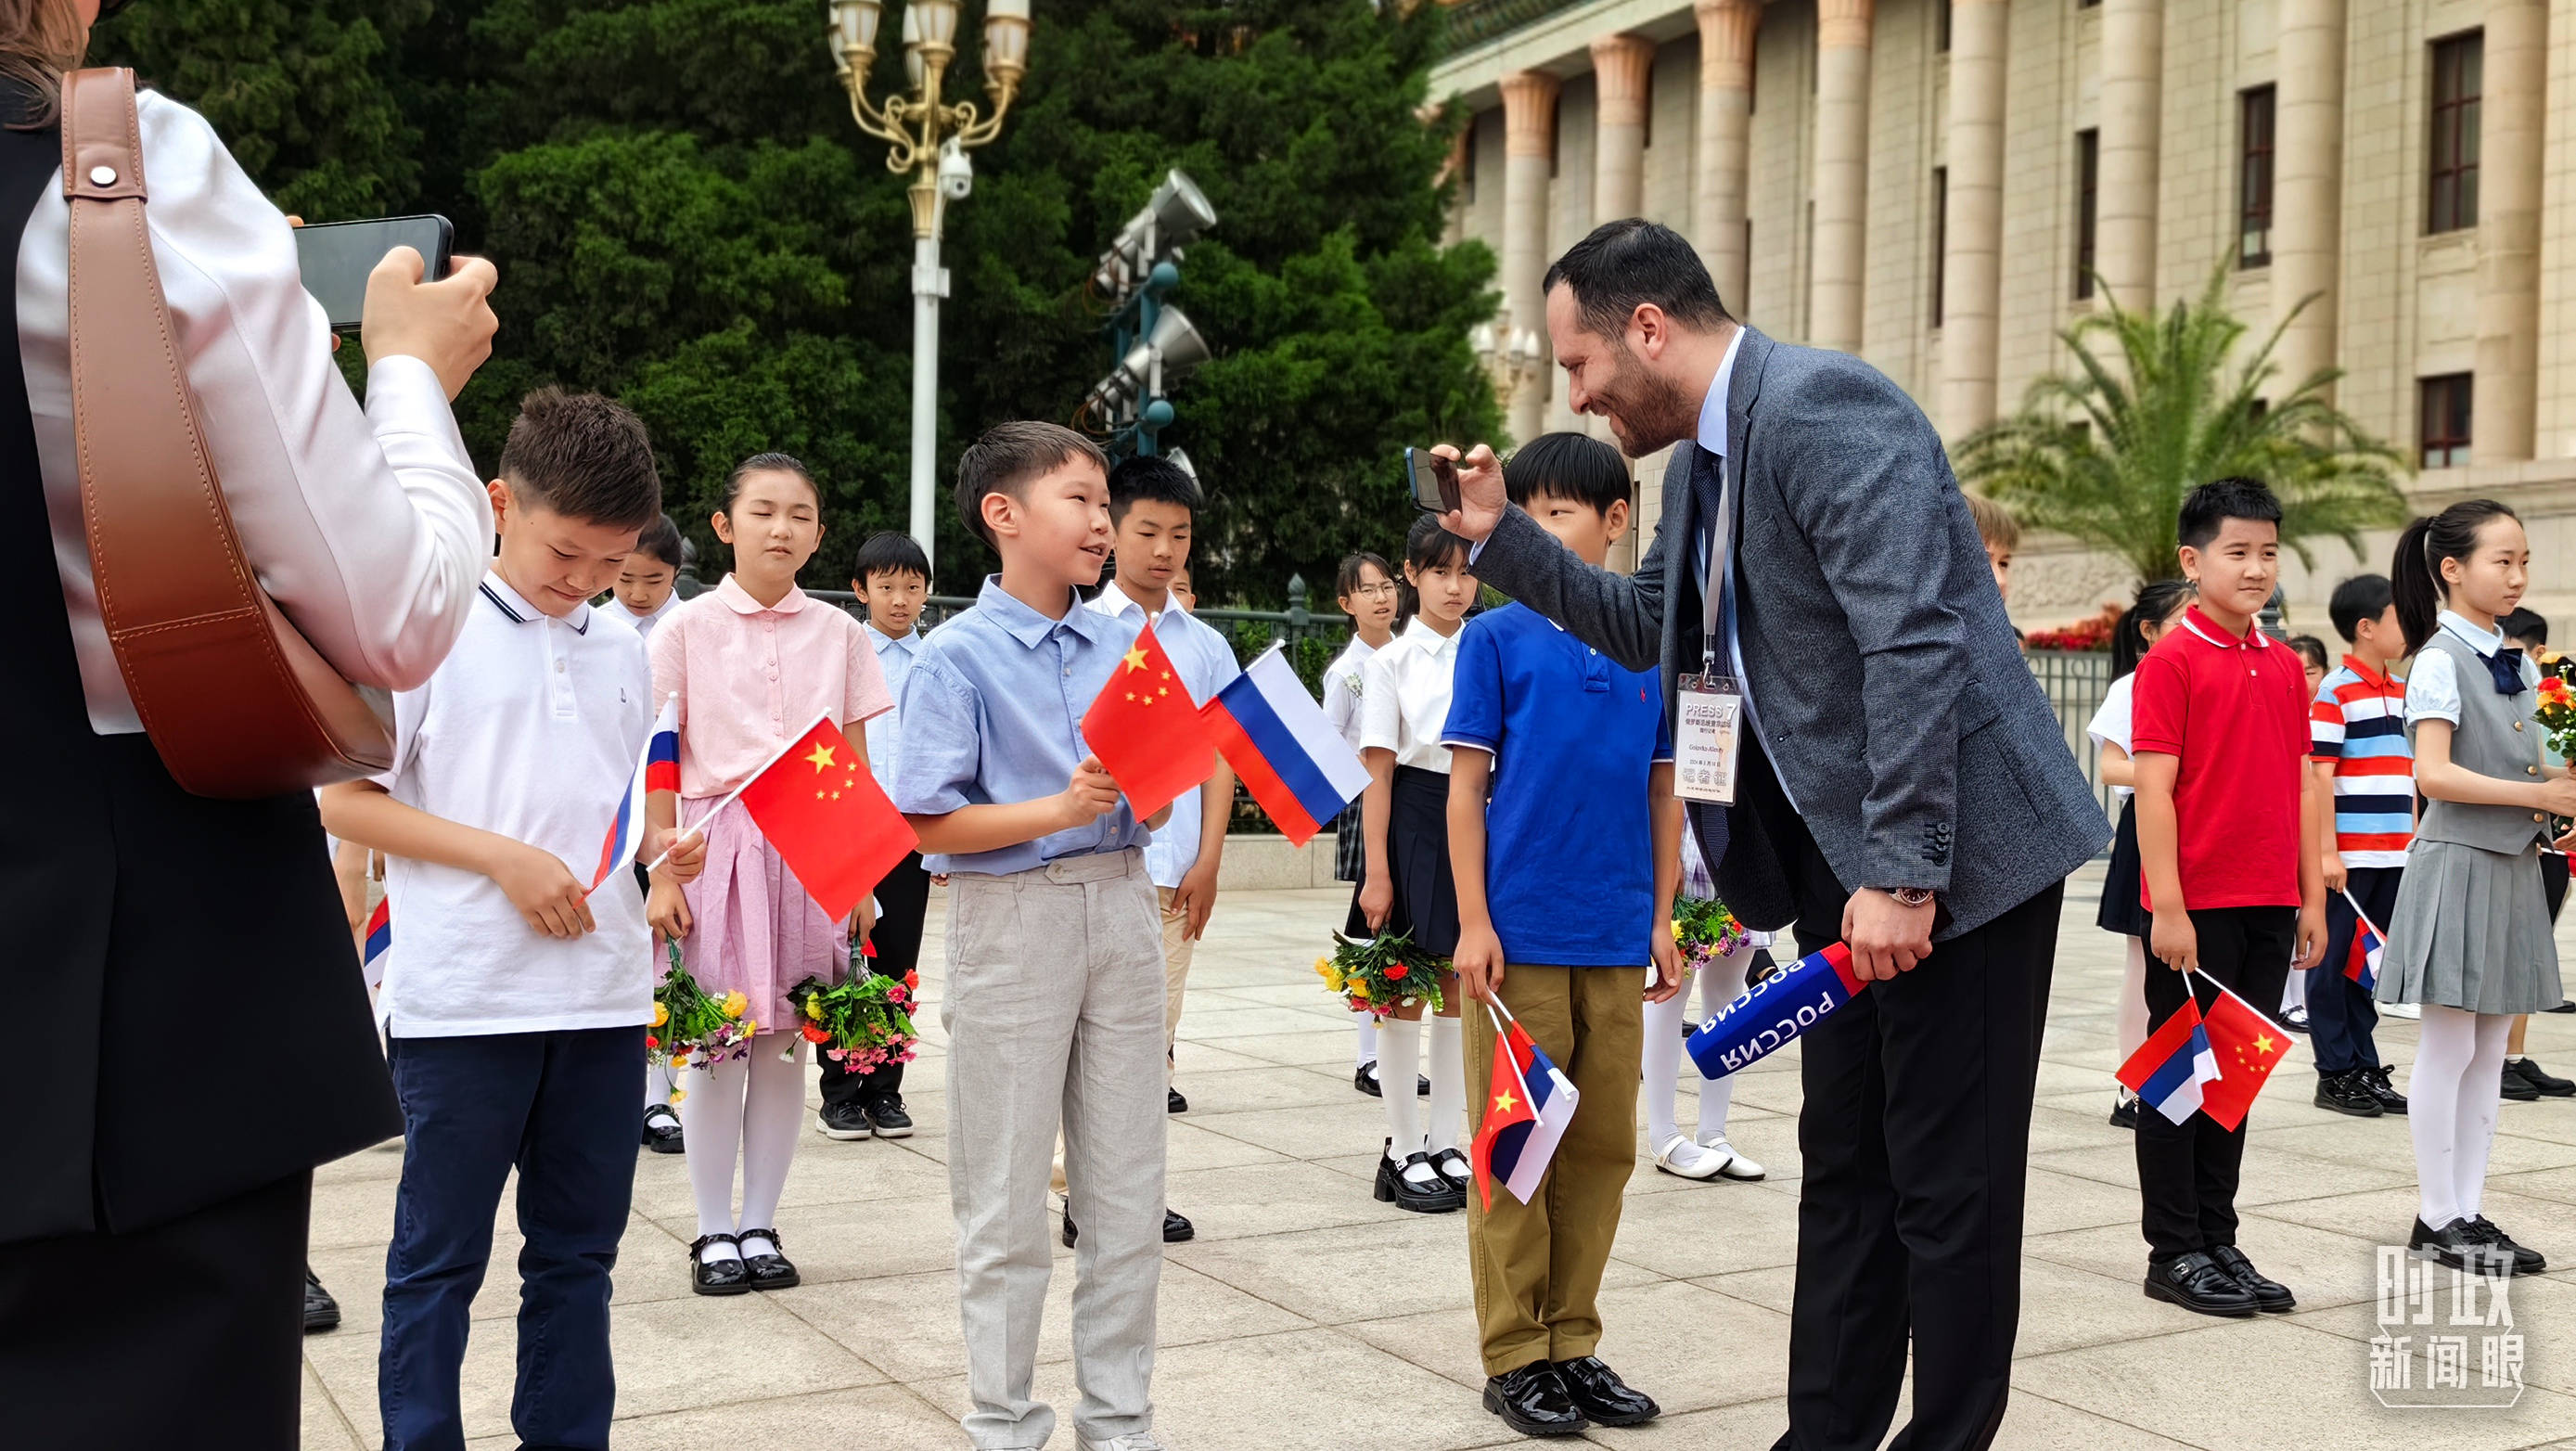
left=938, top=142, right=973, bottom=200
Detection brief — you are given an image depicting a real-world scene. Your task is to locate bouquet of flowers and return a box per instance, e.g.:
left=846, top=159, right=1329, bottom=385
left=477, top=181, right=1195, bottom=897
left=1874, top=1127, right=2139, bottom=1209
left=788, top=948, right=920, bottom=1076
left=2535, top=650, right=2576, bottom=761
left=648, top=941, right=760, bottom=1096
left=1671, top=894, right=1750, bottom=971
left=1315, top=930, right=1446, bottom=1018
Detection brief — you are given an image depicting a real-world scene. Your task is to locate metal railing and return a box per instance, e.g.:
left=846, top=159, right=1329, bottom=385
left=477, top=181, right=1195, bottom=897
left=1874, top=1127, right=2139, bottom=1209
left=2024, top=648, right=2119, bottom=817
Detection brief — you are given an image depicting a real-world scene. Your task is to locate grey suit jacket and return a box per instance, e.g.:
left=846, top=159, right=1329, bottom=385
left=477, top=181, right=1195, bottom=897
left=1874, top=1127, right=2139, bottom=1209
left=1470, top=327, right=2108, bottom=940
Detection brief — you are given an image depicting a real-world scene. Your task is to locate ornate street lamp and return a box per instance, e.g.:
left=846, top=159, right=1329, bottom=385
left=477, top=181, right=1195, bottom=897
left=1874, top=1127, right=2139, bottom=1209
left=830, top=0, right=1032, bottom=573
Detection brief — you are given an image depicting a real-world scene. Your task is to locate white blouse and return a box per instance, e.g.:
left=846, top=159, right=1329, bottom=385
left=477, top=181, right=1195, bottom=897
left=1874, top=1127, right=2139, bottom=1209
left=1359, top=616, right=1464, bottom=774
left=20, top=89, right=491, bottom=735
left=2086, top=674, right=2138, bottom=802
left=2404, top=610, right=2538, bottom=727
left=1320, top=634, right=1378, bottom=752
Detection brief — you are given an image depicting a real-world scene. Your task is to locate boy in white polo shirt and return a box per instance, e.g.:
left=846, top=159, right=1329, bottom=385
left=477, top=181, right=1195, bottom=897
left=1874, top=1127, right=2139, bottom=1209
left=319, top=389, right=702, bottom=1451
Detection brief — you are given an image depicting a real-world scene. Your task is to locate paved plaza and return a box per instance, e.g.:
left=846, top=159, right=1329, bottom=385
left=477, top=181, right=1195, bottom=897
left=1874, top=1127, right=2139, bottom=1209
left=299, top=867, right=2576, bottom=1450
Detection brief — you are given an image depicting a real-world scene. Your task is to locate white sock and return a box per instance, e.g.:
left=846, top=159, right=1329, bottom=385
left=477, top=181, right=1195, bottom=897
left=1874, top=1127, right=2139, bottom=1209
left=1426, top=1014, right=1466, bottom=1155
left=2281, top=969, right=2308, bottom=1014
left=1641, top=975, right=1687, bottom=1148
left=734, top=1043, right=806, bottom=1233
left=1380, top=1017, right=1423, bottom=1163
left=645, top=1059, right=673, bottom=1113
left=697, top=1237, right=742, bottom=1265
left=1697, top=945, right=1755, bottom=1139
left=680, top=1055, right=747, bottom=1241
left=1354, top=1008, right=1378, bottom=1068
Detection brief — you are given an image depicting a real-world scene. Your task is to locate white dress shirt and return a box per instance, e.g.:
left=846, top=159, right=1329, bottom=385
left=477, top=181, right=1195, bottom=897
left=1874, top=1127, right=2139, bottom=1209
left=1321, top=635, right=1378, bottom=752
left=615, top=592, right=682, bottom=648
left=19, top=89, right=491, bottom=735
left=2086, top=674, right=2138, bottom=802
left=2406, top=609, right=2538, bottom=726
left=1085, top=581, right=1243, bottom=888
left=1359, top=615, right=1465, bottom=773
left=863, top=620, right=922, bottom=793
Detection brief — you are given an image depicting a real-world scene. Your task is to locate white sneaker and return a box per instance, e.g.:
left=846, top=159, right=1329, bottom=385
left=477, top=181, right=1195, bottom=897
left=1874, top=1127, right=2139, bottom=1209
left=1652, top=1133, right=1725, bottom=1179
left=1698, top=1133, right=1767, bottom=1181
left=1078, top=1435, right=1168, bottom=1451
left=2383, top=1001, right=2422, bottom=1021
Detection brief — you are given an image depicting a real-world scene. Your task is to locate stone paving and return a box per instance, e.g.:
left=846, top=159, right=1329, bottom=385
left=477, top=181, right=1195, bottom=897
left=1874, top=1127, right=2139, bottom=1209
left=300, top=867, right=2576, bottom=1449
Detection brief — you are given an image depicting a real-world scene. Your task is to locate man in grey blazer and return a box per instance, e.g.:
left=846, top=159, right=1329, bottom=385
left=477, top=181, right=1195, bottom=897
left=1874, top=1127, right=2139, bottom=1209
left=1439, top=220, right=2108, bottom=1451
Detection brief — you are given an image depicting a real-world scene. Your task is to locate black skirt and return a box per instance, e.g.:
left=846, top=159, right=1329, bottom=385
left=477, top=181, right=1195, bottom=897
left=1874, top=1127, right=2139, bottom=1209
left=1384, top=765, right=1463, bottom=956
left=2096, top=795, right=2148, bottom=938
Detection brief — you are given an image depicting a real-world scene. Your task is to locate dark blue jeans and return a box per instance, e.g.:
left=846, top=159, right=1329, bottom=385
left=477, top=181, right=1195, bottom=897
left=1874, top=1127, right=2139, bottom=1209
left=380, top=1026, right=641, bottom=1451
left=2309, top=867, right=2398, bottom=1074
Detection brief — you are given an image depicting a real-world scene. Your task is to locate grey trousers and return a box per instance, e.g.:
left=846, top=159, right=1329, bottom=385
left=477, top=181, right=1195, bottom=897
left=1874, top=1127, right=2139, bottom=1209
left=943, top=847, right=1168, bottom=1449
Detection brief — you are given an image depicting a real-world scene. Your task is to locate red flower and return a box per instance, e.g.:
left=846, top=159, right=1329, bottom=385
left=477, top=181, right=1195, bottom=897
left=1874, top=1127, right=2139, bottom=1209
left=801, top=1021, right=831, bottom=1045
left=1386, top=964, right=1408, bottom=981
left=644, top=1035, right=659, bottom=1050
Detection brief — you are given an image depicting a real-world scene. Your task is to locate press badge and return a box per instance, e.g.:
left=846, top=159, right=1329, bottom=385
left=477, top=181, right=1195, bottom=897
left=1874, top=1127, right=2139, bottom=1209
left=1672, top=673, right=1743, bottom=804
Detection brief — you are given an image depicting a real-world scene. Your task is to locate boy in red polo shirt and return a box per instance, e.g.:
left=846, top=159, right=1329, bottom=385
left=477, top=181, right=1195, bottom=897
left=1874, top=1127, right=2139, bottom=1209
left=2130, top=477, right=2327, bottom=1319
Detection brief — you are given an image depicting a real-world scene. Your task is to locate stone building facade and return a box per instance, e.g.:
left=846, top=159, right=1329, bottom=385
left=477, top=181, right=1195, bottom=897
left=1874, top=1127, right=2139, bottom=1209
left=1432, top=0, right=2576, bottom=627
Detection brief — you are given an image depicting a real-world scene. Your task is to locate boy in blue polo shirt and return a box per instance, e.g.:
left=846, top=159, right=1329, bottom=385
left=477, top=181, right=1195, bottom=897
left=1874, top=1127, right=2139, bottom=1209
left=1447, top=432, right=1678, bottom=1439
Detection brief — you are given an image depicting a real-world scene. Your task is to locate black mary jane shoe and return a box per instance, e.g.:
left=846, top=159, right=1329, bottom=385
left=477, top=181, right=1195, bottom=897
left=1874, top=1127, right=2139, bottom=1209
left=2143, top=1250, right=2258, bottom=1317
left=1354, top=1061, right=1384, bottom=1097
left=2462, top=1216, right=2548, bottom=1276
left=1552, top=1355, right=1660, bottom=1427
left=737, top=1229, right=800, bottom=1290
left=1481, top=1361, right=1587, bottom=1437
left=690, top=1234, right=751, bottom=1296
left=2207, top=1245, right=2296, bottom=1313
left=1434, top=1147, right=1473, bottom=1197
left=1372, top=1140, right=1462, bottom=1213
left=642, top=1103, right=686, bottom=1154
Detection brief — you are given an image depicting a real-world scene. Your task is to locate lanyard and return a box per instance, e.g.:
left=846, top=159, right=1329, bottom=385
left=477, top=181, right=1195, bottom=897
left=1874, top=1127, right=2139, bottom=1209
left=1699, top=446, right=1736, bottom=677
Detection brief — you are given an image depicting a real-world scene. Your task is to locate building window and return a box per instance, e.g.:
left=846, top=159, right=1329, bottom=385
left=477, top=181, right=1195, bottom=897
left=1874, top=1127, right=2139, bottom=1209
left=2074, top=129, right=2099, bottom=300
left=2239, top=85, right=2275, bottom=266
left=2420, top=374, right=2474, bottom=467
left=2429, top=32, right=2483, bottom=235
left=1931, top=167, right=1948, bottom=328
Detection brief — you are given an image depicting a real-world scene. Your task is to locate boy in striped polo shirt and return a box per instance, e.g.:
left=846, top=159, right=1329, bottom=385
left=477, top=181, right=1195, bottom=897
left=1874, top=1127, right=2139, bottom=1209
left=2309, top=573, right=2413, bottom=1117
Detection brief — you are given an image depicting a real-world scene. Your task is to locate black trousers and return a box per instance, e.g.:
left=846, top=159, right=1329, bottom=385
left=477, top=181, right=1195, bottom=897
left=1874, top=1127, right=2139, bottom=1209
left=0, top=1169, right=310, bottom=1448
left=2310, top=867, right=2397, bottom=1074
left=2134, top=905, right=2294, bottom=1260
left=819, top=853, right=933, bottom=1107
left=1768, top=812, right=2061, bottom=1451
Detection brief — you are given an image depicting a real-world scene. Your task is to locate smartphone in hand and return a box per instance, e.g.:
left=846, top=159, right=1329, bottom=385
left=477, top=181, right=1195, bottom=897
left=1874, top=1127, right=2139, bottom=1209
left=1404, top=446, right=1460, bottom=514
left=293, top=214, right=455, bottom=332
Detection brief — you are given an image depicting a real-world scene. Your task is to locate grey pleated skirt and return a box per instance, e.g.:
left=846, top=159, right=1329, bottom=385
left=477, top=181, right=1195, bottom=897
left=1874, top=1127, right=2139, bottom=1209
left=2379, top=840, right=2565, bottom=1014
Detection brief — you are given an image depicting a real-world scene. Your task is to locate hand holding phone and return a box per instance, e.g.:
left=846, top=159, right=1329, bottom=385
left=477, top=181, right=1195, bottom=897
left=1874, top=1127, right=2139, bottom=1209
left=1405, top=446, right=1461, bottom=514
left=294, top=215, right=455, bottom=331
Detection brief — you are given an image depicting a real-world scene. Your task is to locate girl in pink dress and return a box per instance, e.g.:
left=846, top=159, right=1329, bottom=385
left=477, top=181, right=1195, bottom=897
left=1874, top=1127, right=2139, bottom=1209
left=647, top=454, right=891, bottom=1295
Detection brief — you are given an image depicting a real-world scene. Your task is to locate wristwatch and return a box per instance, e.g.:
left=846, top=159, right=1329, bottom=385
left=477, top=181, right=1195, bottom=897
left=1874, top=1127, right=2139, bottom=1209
left=1882, top=886, right=1936, bottom=908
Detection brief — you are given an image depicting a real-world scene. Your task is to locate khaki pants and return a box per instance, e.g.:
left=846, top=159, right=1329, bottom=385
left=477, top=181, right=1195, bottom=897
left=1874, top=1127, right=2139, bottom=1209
left=1463, top=965, right=1644, bottom=1377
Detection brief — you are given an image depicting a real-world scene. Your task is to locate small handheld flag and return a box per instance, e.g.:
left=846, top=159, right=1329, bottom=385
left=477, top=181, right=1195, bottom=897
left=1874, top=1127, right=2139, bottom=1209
left=1198, top=647, right=1369, bottom=846
left=1685, top=943, right=1864, bottom=1080
left=2198, top=973, right=2293, bottom=1131
left=2340, top=891, right=2385, bottom=992
left=361, top=899, right=391, bottom=990
left=591, top=695, right=680, bottom=890
left=734, top=714, right=921, bottom=921
left=1082, top=619, right=1219, bottom=821
left=1469, top=1018, right=1538, bottom=1211
left=2116, top=997, right=2221, bottom=1124
left=1473, top=1006, right=1580, bottom=1206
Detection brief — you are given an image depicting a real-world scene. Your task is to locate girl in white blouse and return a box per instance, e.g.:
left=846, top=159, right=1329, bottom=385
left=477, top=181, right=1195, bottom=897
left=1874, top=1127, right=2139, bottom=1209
left=1324, top=551, right=1400, bottom=1091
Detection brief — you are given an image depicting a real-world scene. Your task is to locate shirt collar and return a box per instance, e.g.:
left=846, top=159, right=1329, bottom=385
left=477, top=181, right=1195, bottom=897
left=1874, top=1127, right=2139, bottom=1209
left=480, top=572, right=589, bottom=634
left=1402, top=614, right=1464, bottom=659
left=2175, top=604, right=2271, bottom=650
left=979, top=574, right=1107, bottom=649
left=2339, top=652, right=2395, bottom=687
left=1694, top=327, right=1748, bottom=457
left=2439, top=609, right=2505, bottom=657
left=714, top=574, right=810, bottom=616
left=865, top=621, right=920, bottom=653
left=1092, top=578, right=1185, bottom=624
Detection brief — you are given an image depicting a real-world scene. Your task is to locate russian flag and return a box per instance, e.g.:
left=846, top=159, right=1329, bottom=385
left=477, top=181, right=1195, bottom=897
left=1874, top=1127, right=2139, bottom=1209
left=2342, top=892, right=2384, bottom=992
left=2116, top=997, right=2223, bottom=1125
left=1476, top=1020, right=1580, bottom=1207
left=361, top=898, right=391, bottom=990
left=1685, top=943, right=1865, bottom=1079
left=592, top=695, right=680, bottom=890
left=1198, top=647, right=1369, bottom=846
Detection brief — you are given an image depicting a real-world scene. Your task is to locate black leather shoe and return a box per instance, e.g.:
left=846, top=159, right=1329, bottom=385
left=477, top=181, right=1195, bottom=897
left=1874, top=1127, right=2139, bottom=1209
left=2313, top=1069, right=2384, bottom=1117
left=2502, top=1064, right=2543, bottom=1101
left=1434, top=1147, right=1473, bottom=1196
left=2362, top=1065, right=2409, bottom=1114
left=1480, top=1361, right=1587, bottom=1437
left=2547, top=998, right=2576, bottom=1013
left=2462, top=1216, right=2548, bottom=1276
left=1552, top=1356, right=1659, bottom=1427
left=303, top=1266, right=340, bottom=1333
left=2510, top=1057, right=2576, bottom=1097
left=1062, top=1208, right=1078, bottom=1248
left=815, top=1099, right=875, bottom=1139
left=2409, top=1217, right=2515, bottom=1275
left=2108, top=1095, right=2139, bottom=1129
left=1167, top=1085, right=1188, bottom=1114
left=1355, top=1061, right=1383, bottom=1097
left=691, top=1234, right=750, bottom=1295
left=2144, top=1251, right=2259, bottom=1317
left=2207, top=1245, right=2295, bottom=1312
left=737, top=1229, right=799, bottom=1290
left=643, top=1103, right=686, bottom=1153
left=1373, top=1141, right=1463, bottom=1213
left=1163, top=1208, right=1194, bottom=1242
left=863, top=1092, right=915, bottom=1137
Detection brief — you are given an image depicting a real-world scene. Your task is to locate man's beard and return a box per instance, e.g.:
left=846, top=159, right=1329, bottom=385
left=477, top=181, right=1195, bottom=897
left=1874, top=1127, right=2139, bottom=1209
left=1596, top=349, right=1700, bottom=456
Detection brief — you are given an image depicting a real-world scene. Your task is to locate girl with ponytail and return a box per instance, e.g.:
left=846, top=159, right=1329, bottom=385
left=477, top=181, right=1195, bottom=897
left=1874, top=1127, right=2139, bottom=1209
left=2379, top=499, right=2566, bottom=1275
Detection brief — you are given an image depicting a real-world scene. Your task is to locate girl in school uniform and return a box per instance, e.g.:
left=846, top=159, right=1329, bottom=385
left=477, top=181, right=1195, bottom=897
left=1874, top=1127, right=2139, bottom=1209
left=647, top=454, right=891, bottom=1294
left=2381, top=499, right=2565, bottom=1275
left=1357, top=516, right=1478, bottom=1213
left=2091, top=578, right=2198, bottom=1128
left=1324, top=551, right=1408, bottom=1097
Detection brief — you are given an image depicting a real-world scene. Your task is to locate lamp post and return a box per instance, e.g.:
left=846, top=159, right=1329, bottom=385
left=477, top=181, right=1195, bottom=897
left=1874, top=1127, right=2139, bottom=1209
left=1470, top=320, right=1545, bottom=427
left=830, top=0, right=1032, bottom=575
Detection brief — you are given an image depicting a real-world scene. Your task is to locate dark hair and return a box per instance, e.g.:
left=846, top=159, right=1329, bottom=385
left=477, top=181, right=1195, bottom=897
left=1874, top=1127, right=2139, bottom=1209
left=2390, top=498, right=2521, bottom=653
left=633, top=513, right=686, bottom=570
left=1334, top=550, right=1392, bottom=602
left=2326, top=573, right=2394, bottom=644
left=1396, top=513, right=1472, bottom=625
left=1542, top=218, right=1734, bottom=342
left=1504, top=431, right=1631, bottom=516
left=1107, top=454, right=1203, bottom=525
left=721, top=452, right=821, bottom=513
left=2175, top=476, right=2284, bottom=553
left=853, top=530, right=930, bottom=588
left=954, top=421, right=1110, bottom=546
left=2501, top=607, right=2550, bottom=648
left=495, top=387, right=661, bottom=532
left=2111, top=577, right=2198, bottom=679
left=2288, top=635, right=2330, bottom=674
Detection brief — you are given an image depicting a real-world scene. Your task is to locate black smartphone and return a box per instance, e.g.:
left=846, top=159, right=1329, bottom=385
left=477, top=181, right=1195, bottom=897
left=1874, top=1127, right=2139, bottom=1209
left=1404, top=446, right=1460, bottom=514
left=293, top=214, right=455, bottom=332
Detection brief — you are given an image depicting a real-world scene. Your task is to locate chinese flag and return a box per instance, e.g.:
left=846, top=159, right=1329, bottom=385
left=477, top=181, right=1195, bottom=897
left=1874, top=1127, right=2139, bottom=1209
left=1468, top=1026, right=1538, bottom=1211
left=736, top=714, right=920, bottom=921
left=2198, top=983, right=2295, bottom=1131
left=1082, top=618, right=1218, bottom=821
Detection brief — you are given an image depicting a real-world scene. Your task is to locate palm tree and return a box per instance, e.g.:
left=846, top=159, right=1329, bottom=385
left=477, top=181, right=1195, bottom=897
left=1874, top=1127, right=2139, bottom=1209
left=1954, top=263, right=2408, bottom=584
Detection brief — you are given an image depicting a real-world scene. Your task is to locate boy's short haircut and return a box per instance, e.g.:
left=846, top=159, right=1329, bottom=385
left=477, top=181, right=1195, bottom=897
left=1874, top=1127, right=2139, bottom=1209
left=1503, top=431, right=1630, bottom=516
left=633, top=513, right=685, bottom=570
left=497, top=387, right=661, bottom=532
left=954, top=421, right=1111, bottom=546
left=2501, top=607, right=2551, bottom=647
left=1107, top=454, right=1203, bottom=525
left=2326, top=573, right=2394, bottom=643
left=2176, top=476, right=2283, bottom=551
left=1966, top=493, right=2020, bottom=552
left=854, top=529, right=931, bottom=586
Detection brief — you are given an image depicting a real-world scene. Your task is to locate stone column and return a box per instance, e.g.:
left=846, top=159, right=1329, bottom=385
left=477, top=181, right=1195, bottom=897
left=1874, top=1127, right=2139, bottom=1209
left=2476, top=0, right=2547, bottom=463
left=2272, top=0, right=2345, bottom=395
left=1940, top=0, right=2009, bottom=436
left=1692, top=0, right=1761, bottom=310
left=2095, top=0, right=2163, bottom=308
left=1591, top=34, right=1656, bottom=225
left=1500, top=70, right=1561, bottom=444
left=1809, top=0, right=1873, bottom=352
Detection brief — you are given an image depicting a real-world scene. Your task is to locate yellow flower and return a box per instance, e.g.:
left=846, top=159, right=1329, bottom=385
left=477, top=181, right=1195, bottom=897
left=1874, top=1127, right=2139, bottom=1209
left=804, top=993, right=824, bottom=1021
left=667, top=1088, right=688, bottom=1106
left=722, top=990, right=749, bottom=1019
left=650, top=1001, right=669, bottom=1028
left=1313, top=957, right=1333, bottom=979
left=741, top=1019, right=758, bottom=1035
